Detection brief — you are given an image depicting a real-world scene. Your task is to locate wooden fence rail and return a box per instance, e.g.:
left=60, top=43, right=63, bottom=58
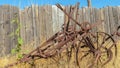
left=0, top=5, right=120, bottom=56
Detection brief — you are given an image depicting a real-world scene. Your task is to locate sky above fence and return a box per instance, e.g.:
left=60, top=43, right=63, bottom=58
left=0, top=0, right=120, bottom=9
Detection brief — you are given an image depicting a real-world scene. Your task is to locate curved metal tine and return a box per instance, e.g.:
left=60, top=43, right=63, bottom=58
left=108, top=43, right=117, bottom=57
left=100, top=46, right=110, bottom=59
left=102, top=43, right=117, bottom=60
left=99, top=33, right=117, bottom=57
left=98, top=32, right=114, bottom=50
left=103, top=33, right=117, bottom=56
left=99, top=52, right=108, bottom=64
left=73, top=2, right=79, bottom=31
left=100, top=47, right=114, bottom=67
left=76, top=45, right=80, bottom=67
left=116, top=25, right=120, bottom=36
left=81, top=52, right=90, bottom=61
left=98, top=56, right=102, bottom=64
left=117, top=25, right=120, bottom=31
left=102, top=49, right=113, bottom=66
left=75, top=38, right=86, bottom=66
left=96, top=32, right=99, bottom=49
left=98, top=32, right=107, bottom=48
left=101, top=38, right=112, bottom=49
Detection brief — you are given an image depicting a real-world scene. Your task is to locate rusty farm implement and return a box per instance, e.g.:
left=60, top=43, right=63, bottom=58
left=5, top=3, right=120, bottom=68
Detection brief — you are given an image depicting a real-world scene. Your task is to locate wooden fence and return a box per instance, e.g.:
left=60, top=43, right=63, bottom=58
left=0, top=5, right=120, bottom=56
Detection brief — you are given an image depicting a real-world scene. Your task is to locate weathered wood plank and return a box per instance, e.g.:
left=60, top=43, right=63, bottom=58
left=76, top=8, right=82, bottom=30
left=52, top=5, right=58, bottom=34
left=103, top=7, right=111, bottom=34
left=24, top=6, right=34, bottom=46
left=45, top=5, right=53, bottom=40
left=39, top=6, right=47, bottom=44
left=0, top=6, right=5, bottom=56
left=118, top=7, right=120, bottom=34
left=22, top=8, right=27, bottom=44
left=2, top=5, right=11, bottom=55
left=57, top=5, right=64, bottom=32
left=28, top=7, right=33, bottom=44
left=20, top=9, right=26, bottom=45
left=117, top=7, right=120, bottom=29
left=35, top=5, right=40, bottom=47
left=82, top=7, right=85, bottom=22
left=89, top=8, right=96, bottom=32
left=108, top=6, right=115, bottom=33
left=9, top=6, right=19, bottom=53
left=94, top=8, right=101, bottom=31
left=99, top=8, right=105, bottom=32
left=112, top=7, right=119, bottom=29
left=31, top=5, right=37, bottom=48
left=112, top=7, right=120, bottom=39
left=52, top=5, right=64, bottom=34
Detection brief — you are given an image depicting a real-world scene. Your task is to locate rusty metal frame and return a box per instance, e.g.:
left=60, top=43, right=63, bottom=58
left=5, top=3, right=120, bottom=68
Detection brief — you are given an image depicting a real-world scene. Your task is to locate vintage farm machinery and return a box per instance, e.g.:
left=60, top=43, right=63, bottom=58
left=5, top=3, right=120, bottom=68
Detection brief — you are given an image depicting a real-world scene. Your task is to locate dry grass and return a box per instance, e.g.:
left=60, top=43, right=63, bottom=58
left=0, top=40, right=120, bottom=68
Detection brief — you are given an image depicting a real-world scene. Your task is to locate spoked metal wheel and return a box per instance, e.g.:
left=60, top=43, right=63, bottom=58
left=76, top=32, right=117, bottom=68
left=90, top=32, right=117, bottom=67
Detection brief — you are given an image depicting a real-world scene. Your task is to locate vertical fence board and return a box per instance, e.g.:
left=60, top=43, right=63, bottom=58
left=9, top=6, right=19, bottom=53
left=20, top=9, right=26, bottom=45
left=26, top=7, right=33, bottom=45
left=52, top=5, right=64, bottom=36
left=108, top=7, right=115, bottom=33
left=118, top=7, right=120, bottom=36
left=57, top=6, right=64, bottom=32
left=0, top=6, right=4, bottom=56
left=118, top=7, right=120, bottom=26
left=45, top=5, right=53, bottom=40
left=104, top=7, right=111, bottom=34
left=52, top=5, right=58, bottom=34
left=38, top=6, right=43, bottom=44
left=112, top=7, right=119, bottom=29
left=2, top=5, right=11, bottom=55
left=76, top=9, right=82, bottom=30
left=94, top=8, right=101, bottom=31
left=22, top=9, right=27, bottom=44
left=78, top=8, right=83, bottom=26
left=39, top=6, right=47, bottom=44
left=100, top=8, right=105, bottom=32
left=90, top=8, right=96, bottom=32
left=31, top=5, right=37, bottom=48
left=35, top=5, right=40, bottom=47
